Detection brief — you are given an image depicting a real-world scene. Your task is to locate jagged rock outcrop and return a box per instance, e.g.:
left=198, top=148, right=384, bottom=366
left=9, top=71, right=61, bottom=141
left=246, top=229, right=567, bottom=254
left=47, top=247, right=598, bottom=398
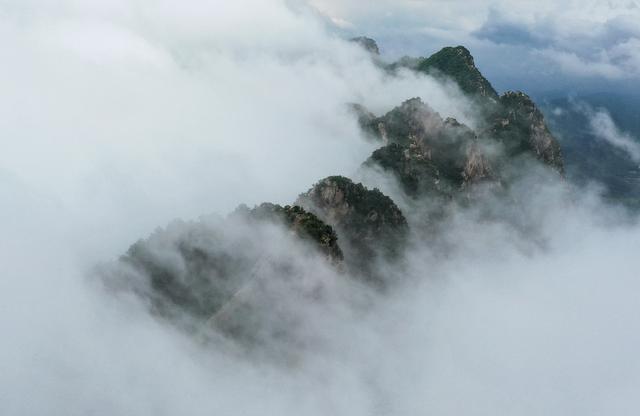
left=411, top=46, right=499, bottom=101
left=462, top=142, right=493, bottom=185
left=296, top=176, right=407, bottom=245
left=365, top=142, right=442, bottom=197
left=388, top=46, right=498, bottom=102
left=485, top=91, right=564, bottom=173
left=296, top=176, right=408, bottom=282
left=363, top=97, right=446, bottom=146
left=359, top=97, right=493, bottom=197
left=350, top=36, right=380, bottom=55
left=359, top=98, right=476, bottom=151
left=356, top=44, right=563, bottom=200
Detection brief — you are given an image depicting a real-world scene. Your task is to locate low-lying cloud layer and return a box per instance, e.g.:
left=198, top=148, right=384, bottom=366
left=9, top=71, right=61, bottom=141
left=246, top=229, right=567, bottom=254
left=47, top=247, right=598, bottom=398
left=2, top=1, right=640, bottom=415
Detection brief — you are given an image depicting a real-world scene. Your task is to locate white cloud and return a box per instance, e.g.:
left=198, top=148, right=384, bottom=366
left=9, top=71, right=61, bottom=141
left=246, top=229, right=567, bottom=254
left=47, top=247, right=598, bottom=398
left=569, top=99, right=640, bottom=163
left=537, top=49, right=626, bottom=79
left=0, top=0, right=476, bottom=241
left=2, top=1, right=640, bottom=415
left=589, top=107, right=640, bottom=163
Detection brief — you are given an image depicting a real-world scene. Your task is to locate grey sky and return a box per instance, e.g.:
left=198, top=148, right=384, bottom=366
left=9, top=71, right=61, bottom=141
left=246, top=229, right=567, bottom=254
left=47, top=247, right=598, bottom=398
left=309, top=0, right=640, bottom=95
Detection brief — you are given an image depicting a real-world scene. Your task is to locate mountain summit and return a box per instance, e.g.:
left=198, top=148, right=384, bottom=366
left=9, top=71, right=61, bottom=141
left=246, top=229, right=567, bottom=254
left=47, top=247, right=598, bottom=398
left=355, top=42, right=563, bottom=201
left=415, top=46, right=499, bottom=100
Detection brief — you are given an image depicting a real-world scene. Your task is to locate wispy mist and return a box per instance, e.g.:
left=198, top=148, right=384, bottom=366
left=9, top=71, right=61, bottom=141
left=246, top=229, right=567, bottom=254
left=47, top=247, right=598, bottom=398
left=587, top=106, right=640, bottom=164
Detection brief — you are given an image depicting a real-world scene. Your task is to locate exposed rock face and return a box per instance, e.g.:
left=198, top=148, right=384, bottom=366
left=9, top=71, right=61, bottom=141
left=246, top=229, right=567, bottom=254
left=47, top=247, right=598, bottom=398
left=296, top=176, right=407, bottom=242
left=366, top=142, right=442, bottom=197
left=415, top=46, right=499, bottom=101
left=368, top=97, right=445, bottom=146
left=360, top=97, right=492, bottom=197
left=296, top=176, right=408, bottom=282
left=350, top=36, right=380, bottom=55
left=462, top=142, right=493, bottom=184
left=386, top=46, right=564, bottom=175
left=485, top=91, right=564, bottom=173
left=357, top=45, right=564, bottom=198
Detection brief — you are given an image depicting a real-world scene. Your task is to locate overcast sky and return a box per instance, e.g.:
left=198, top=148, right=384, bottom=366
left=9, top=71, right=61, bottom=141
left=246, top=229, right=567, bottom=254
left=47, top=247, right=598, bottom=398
left=309, top=0, right=640, bottom=96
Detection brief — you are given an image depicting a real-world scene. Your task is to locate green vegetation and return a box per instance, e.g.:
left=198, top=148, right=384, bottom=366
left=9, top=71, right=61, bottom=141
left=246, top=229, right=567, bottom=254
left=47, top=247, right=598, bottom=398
left=240, top=203, right=343, bottom=262
left=299, top=175, right=408, bottom=233
left=486, top=92, right=564, bottom=173
left=361, top=47, right=564, bottom=200
left=360, top=98, right=483, bottom=197
left=416, top=46, right=498, bottom=100
left=377, top=98, right=434, bottom=145
left=296, top=176, right=408, bottom=284
left=367, top=143, right=441, bottom=196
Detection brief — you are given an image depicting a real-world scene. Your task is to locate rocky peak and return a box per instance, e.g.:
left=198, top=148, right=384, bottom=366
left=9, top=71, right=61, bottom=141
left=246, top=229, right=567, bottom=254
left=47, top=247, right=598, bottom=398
left=365, top=143, right=442, bottom=197
left=359, top=98, right=488, bottom=196
left=415, top=46, right=499, bottom=101
left=296, top=176, right=407, bottom=234
left=370, top=97, right=445, bottom=147
left=486, top=91, right=564, bottom=173
left=356, top=44, right=564, bottom=190
left=296, top=176, right=408, bottom=283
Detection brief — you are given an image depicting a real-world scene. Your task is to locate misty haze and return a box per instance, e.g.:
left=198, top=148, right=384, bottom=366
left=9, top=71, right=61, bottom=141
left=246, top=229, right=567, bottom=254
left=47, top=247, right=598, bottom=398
left=2, top=1, right=640, bottom=415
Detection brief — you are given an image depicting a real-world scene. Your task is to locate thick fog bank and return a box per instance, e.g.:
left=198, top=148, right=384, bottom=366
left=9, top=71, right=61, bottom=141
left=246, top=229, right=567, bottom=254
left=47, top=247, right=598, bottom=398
left=2, top=1, right=640, bottom=415
left=5, top=164, right=640, bottom=416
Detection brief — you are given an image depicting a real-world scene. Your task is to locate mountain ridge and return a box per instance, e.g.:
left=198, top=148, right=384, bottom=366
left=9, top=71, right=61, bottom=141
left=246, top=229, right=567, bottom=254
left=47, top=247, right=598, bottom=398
left=100, top=39, right=567, bottom=352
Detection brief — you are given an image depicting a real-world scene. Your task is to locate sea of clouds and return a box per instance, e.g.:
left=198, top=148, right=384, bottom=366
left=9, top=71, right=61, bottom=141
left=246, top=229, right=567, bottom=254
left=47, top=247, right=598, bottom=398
left=2, top=1, right=640, bottom=415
